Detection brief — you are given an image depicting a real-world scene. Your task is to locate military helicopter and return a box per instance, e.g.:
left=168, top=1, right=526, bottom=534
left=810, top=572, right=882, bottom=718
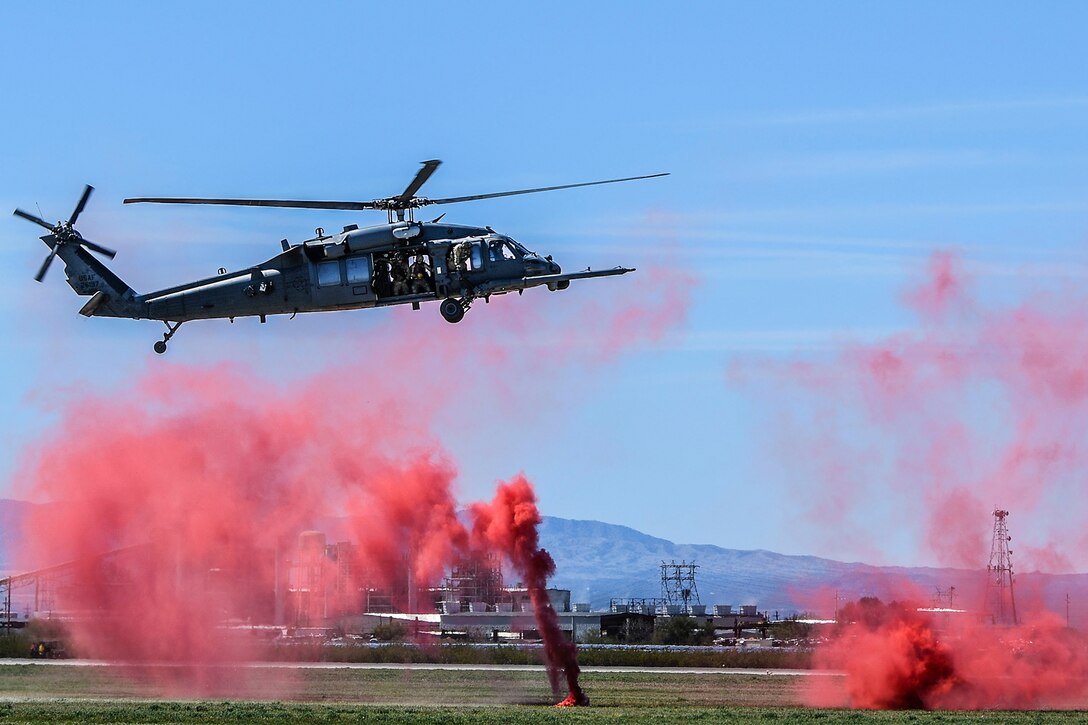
left=14, top=161, right=666, bottom=353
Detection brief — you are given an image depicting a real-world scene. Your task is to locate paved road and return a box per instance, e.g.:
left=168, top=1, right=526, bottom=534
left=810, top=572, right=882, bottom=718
left=1, top=659, right=841, bottom=676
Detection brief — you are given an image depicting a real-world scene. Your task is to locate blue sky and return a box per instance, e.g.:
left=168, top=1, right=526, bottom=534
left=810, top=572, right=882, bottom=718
left=2, top=2, right=1087, bottom=567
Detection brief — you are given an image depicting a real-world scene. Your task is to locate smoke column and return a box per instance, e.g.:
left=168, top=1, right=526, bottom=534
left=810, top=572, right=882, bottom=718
left=469, top=476, right=587, bottom=705
left=13, top=277, right=691, bottom=694
left=737, top=250, right=1088, bottom=572
left=808, top=597, right=1088, bottom=709
left=737, top=250, right=1088, bottom=708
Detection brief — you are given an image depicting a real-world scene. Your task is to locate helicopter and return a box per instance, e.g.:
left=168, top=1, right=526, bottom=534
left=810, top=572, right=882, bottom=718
left=14, top=161, right=667, bottom=353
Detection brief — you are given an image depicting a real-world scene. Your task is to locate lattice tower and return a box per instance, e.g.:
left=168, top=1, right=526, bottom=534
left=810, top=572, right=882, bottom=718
left=983, top=508, right=1018, bottom=625
left=660, top=560, right=700, bottom=607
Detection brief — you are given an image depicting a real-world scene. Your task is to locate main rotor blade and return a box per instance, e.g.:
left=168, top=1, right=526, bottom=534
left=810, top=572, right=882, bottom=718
left=123, top=197, right=383, bottom=211
left=396, top=159, right=442, bottom=204
left=424, top=172, right=670, bottom=207
left=34, top=248, right=57, bottom=283
left=69, top=184, right=94, bottom=226
left=80, top=238, right=117, bottom=259
left=13, top=208, right=54, bottom=231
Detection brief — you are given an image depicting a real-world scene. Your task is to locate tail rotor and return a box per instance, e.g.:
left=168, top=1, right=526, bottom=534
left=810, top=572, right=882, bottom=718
left=13, top=185, right=117, bottom=282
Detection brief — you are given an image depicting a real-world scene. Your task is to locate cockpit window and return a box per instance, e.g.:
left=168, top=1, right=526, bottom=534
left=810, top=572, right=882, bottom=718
left=489, top=240, right=521, bottom=262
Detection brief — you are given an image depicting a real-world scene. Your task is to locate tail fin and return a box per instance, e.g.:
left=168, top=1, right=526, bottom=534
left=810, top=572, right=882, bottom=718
left=54, top=239, right=140, bottom=318
left=14, top=186, right=139, bottom=319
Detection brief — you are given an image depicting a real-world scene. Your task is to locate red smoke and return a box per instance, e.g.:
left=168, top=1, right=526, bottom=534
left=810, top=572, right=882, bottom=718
left=738, top=250, right=1088, bottom=708
left=738, top=250, right=1088, bottom=572
left=14, top=278, right=690, bottom=695
left=807, top=598, right=959, bottom=709
left=470, top=477, right=586, bottom=705
left=808, top=598, right=1088, bottom=709
left=14, top=362, right=568, bottom=689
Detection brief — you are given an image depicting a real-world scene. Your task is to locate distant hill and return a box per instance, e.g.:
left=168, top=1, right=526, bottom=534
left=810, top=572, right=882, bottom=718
left=539, top=515, right=967, bottom=611
left=3, top=499, right=1086, bottom=622
left=538, top=517, right=1088, bottom=624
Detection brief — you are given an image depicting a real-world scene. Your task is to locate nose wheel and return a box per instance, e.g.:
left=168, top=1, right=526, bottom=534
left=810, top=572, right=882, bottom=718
left=440, top=297, right=466, bottom=324
left=154, top=321, right=184, bottom=354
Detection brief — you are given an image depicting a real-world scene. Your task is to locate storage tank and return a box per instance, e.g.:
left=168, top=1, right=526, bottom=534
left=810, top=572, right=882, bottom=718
left=740, top=605, right=758, bottom=617
left=547, top=588, right=571, bottom=613
left=688, top=604, right=707, bottom=616
left=714, top=604, right=733, bottom=616
left=572, top=603, right=590, bottom=613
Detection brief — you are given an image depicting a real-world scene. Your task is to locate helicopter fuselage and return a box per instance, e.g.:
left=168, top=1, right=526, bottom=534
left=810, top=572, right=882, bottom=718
left=19, top=163, right=658, bottom=352
left=72, top=220, right=631, bottom=326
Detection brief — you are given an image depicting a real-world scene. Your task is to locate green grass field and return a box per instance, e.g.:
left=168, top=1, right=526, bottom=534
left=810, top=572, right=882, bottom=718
left=0, top=665, right=1086, bottom=724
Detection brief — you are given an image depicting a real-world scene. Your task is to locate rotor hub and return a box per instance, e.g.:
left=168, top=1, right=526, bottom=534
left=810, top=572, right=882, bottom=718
left=13, top=185, right=117, bottom=282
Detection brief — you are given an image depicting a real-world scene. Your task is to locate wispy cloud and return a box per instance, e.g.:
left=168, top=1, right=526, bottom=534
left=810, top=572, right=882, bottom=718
left=735, top=148, right=1036, bottom=179
left=716, top=96, right=1088, bottom=127
left=539, top=220, right=1088, bottom=281
left=680, top=200, right=1088, bottom=226
left=672, top=327, right=902, bottom=353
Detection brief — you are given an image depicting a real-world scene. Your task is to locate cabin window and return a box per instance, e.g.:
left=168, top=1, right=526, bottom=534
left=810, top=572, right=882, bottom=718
left=317, top=260, right=342, bottom=287
left=470, top=242, right=484, bottom=270
left=346, top=256, right=371, bottom=284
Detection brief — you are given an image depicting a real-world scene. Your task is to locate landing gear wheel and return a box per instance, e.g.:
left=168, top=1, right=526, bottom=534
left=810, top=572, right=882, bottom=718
left=154, top=320, right=184, bottom=354
left=440, top=297, right=465, bottom=324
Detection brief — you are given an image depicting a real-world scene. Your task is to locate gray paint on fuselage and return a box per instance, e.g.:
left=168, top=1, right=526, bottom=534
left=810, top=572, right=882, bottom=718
left=135, top=222, right=495, bottom=322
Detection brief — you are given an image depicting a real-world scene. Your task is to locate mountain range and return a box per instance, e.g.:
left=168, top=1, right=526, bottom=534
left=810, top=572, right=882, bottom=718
left=4, top=498, right=1086, bottom=621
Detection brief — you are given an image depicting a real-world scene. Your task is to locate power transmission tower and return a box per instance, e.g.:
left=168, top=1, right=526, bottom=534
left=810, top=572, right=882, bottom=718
left=933, top=585, right=956, bottom=608
left=660, top=560, right=700, bottom=609
left=982, top=508, right=1017, bottom=625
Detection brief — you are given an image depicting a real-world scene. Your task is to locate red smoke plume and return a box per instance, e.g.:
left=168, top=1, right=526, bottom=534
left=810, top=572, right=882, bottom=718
left=14, top=279, right=690, bottom=695
left=470, top=477, right=586, bottom=705
left=807, top=598, right=960, bottom=709
left=738, top=251, right=1088, bottom=708
left=14, top=362, right=570, bottom=691
left=738, top=250, right=1088, bottom=571
left=808, top=598, right=1088, bottom=709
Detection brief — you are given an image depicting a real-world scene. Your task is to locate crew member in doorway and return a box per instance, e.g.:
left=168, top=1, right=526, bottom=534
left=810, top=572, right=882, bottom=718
left=451, top=241, right=472, bottom=271
left=391, top=253, right=410, bottom=296
left=410, top=253, right=433, bottom=293
left=373, top=255, right=393, bottom=297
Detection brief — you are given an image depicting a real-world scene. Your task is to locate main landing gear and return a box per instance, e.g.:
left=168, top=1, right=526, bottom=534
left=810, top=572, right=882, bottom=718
left=154, top=321, right=184, bottom=354
left=440, top=297, right=468, bottom=324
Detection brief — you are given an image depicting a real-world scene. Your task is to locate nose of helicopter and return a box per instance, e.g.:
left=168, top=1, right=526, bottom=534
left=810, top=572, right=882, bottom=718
left=523, top=255, right=556, bottom=276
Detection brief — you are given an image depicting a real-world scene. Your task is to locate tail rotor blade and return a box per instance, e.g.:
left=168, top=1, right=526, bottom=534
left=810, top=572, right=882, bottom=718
left=13, top=208, right=54, bottom=231
left=34, top=248, right=58, bottom=283
left=80, top=239, right=117, bottom=259
left=69, top=185, right=94, bottom=226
